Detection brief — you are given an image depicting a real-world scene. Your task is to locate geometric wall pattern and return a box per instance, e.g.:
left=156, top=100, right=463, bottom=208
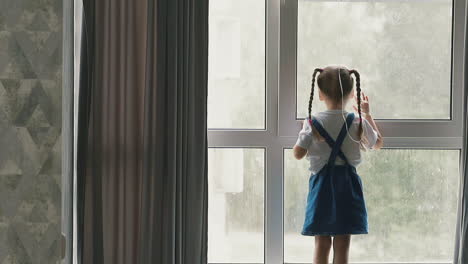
left=0, top=0, right=62, bottom=262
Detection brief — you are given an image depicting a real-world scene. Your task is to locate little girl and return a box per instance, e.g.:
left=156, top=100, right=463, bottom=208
left=294, top=66, right=383, bottom=264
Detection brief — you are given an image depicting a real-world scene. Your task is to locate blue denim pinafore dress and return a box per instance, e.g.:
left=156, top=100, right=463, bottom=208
left=301, top=113, right=368, bottom=236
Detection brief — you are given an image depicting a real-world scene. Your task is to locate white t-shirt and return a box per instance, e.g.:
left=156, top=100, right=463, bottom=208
left=295, top=109, right=378, bottom=174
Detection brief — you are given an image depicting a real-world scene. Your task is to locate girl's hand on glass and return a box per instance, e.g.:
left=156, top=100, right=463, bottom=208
left=353, top=92, right=370, bottom=116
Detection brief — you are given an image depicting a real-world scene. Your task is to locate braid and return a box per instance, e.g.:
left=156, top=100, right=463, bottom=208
left=350, top=69, right=363, bottom=140
left=308, top=68, right=323, bottom=121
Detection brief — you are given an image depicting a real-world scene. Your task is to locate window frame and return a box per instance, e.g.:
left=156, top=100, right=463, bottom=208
left=279, top=0, right=464, bottom=145
left=207, top=0, right=465, bottom=263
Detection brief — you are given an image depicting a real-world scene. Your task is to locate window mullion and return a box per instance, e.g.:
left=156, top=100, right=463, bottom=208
left=265, top=0, right=283, bottom=263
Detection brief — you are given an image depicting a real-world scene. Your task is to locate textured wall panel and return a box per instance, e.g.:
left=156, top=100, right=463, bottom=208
left=0, top=0, right=62, bottom=263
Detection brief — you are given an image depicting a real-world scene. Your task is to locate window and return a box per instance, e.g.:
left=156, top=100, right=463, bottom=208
left=208, top=0, right=266, bottom=129
left=296, top=1, right=453, bottom=119
left=208, top=148, right=265, bottom=263
left=208, top=0, right=465, bottom=263
left=284, top=149, right=459, bottom=263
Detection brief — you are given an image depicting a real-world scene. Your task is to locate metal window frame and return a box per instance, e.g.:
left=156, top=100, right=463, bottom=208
left=279, top=0, right=465, bottom=143
left=208, top=0, right=466, bottom=263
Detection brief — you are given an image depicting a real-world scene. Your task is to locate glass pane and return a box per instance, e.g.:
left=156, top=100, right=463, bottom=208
left=284, top=149, right=459, bottom=263
left=208, top=148, right=264, bottom=263
left=296, top=1, right=452, bottom=119
left=208, top=0, right=265, bottom=129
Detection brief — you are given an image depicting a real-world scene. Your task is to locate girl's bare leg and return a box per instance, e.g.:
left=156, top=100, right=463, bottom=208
left=314, top=235, right=332, bottom=264
left=332, top=235, right=351, bottom=264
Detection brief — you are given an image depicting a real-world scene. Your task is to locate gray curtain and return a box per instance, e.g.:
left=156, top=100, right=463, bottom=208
left=138, top=0, right=209, bottom=262
left=78, top=0, right=147, bottom=263
left=455, top=122, right=468, bottom=263
left=454, top=13, right=468, bottom=263
left=77, top=0, right=209, bottom=263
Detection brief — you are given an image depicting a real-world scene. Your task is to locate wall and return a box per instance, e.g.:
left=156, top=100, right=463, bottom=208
left=0, top=0, right=62, bottom=263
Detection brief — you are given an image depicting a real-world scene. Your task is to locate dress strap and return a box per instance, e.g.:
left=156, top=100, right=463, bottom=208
left=309, top=116, right=349, bottom=164
left=327, top=113, right=355, bottom=166
left=309, top=113, right=354, bottom=223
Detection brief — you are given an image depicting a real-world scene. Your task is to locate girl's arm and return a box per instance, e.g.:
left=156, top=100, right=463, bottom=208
left=363, top=114, right=384, bottom=150
left=354, top=92, right=384, bottom=150
left=293, top=145, right=307, bottom=160
left=294, top=119, right=313, bottom=159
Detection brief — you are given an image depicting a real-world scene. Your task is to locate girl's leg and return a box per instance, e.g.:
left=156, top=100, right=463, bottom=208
left=314, top=235, right=332, bottom=264
left=332, top=235, right=351, bottom=264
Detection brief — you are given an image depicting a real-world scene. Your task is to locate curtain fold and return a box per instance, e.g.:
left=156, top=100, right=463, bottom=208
left=138, top=0, right=209, bottom=263
left=455, top=85, right=468, bottom=262
left=78, top=0, right=148, bottom=263
left=77, top=0, right=209, bottom=263
left=454, top=7, right=468, bottom=263
left=455, top=128, right=468, bottom=262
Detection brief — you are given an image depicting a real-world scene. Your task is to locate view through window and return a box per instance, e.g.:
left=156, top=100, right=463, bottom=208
left=208, top=148, right=265, bottom=263
left=207, top=0, right=265, bottom=129
left=207, top=0, right=462, bottom=263
left=296, top=1, right=452, bottom=119
left=284, top=149, right=459, bottom=263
